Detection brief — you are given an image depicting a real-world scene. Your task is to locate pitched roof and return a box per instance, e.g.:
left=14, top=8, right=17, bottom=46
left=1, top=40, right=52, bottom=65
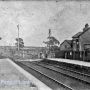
left=72, top=27, right=90, bottom=38
left=72, top=32, right=82, bottom=38
left=66, top=40, right=72, bottom=45
left=61, top=40, right=72, bottom=46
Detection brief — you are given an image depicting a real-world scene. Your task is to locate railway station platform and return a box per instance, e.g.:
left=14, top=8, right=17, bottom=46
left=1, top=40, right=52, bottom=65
left=0, top=58, right=52, bottom=90
left=47, top=58, right=90, bottom=67
left=16, top=58, right=90, bottom=67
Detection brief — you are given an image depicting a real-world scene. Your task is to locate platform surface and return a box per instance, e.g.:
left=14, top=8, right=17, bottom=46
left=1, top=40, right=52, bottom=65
left=0, top=58, right=51, bottom=90
left=48, top=58, right=90, bottom=67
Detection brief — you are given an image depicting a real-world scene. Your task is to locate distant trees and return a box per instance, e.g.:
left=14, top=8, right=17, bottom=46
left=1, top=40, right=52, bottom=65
left=15, top=38, right=24, bottom=50
left=43, top=29, right=60, bottom=53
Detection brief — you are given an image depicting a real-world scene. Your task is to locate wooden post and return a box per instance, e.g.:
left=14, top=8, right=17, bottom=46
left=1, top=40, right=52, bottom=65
left=65, top=52, right=67, bottom=59
left=83, top=50, right=85, bottom=61
left=80, top=51, right=82, bottom=60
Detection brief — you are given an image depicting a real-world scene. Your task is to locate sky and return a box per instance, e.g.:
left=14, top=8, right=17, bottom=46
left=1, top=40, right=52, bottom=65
left=0, top=1, right=90, bottom=46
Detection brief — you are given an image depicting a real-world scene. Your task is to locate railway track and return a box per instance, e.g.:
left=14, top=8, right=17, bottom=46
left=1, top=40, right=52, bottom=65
left=34, top=61, right=90, bottom=84
left=15, top=61, right=73, bottom=90
left=15, top=61, right=90, bottom=90
left=41, top=59, right=90, bottom=74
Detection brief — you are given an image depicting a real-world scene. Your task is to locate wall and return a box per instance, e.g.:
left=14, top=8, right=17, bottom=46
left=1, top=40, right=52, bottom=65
left=60, top=41, right=71, bottom=51
left=79, top=29, right=90, bottom=51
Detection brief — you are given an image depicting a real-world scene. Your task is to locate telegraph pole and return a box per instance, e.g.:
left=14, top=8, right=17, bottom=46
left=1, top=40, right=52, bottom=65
left=17, top=24, right=19, bottom=51
left=49, top=29, right=51, bottom=53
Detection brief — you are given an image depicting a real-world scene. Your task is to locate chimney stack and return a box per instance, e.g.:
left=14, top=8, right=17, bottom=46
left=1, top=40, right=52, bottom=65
left=83, top=23, right=89, bottom=32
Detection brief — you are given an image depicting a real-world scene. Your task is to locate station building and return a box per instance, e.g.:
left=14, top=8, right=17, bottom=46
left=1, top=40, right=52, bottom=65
left=60, top=24, right=90, bottom=61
